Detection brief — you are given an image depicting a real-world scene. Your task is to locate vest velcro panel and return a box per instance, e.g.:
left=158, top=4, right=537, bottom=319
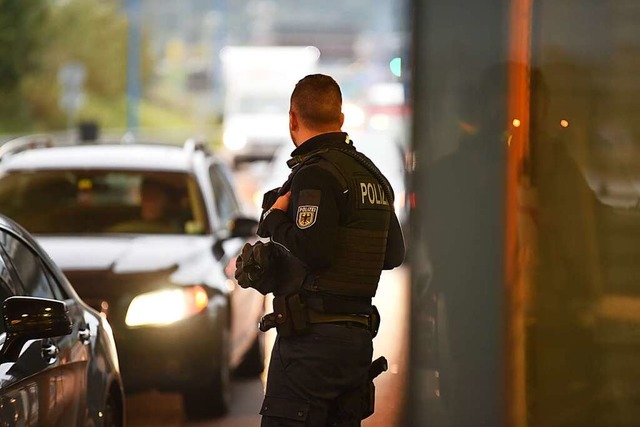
left=305, top=148, right=393, bottom=299
left=315, top=225, right=388, bottom=298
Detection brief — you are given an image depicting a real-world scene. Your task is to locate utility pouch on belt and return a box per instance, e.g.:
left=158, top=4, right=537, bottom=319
left=287, top=294, right=308, bottom=331
left=260, top=294, right=309, bottom=337
left=369, top=305, right=381, bottom=338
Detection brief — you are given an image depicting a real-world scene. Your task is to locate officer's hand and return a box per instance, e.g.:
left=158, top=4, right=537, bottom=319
left=261, top=187, right=281, bottom=210
left=234, top=243, right=256, bottom=288
left=234, top=241, right=279, bottom=295
left=252, top=241, right=272, bottom=270
left=271, top=191, right=291, bottom=212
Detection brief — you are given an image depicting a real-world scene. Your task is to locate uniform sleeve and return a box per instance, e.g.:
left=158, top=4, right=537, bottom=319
left=259, top=165, right=341, bottom=270
left=383, top=210, right=406, bottom=269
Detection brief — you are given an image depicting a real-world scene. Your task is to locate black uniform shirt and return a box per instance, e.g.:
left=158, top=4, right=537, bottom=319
left=260, top=132, right=405, bottom=271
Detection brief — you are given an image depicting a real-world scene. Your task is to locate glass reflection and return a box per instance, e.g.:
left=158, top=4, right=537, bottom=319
left=526, top=2, right=640, bottom=425
left=410, top=1, right=640, bottom=426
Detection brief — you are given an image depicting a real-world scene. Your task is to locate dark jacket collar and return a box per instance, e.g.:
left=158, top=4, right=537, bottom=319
left=286, top=132, right=353, bottom=169
left=290, top=132, right=352, bottom=157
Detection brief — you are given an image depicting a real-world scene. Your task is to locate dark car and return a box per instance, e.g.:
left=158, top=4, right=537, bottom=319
left=0, top=214, right=124, bottom=426
left=0, top=135, right=264, bottom=419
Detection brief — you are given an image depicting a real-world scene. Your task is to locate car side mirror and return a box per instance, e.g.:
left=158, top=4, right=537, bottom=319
left=0, top=296, right=72, bottom=362
left=212, top=216, right=259, bottom=261
left=212, top=240, right=226, bottom=261
left=229, top=216, right=259, bottom=238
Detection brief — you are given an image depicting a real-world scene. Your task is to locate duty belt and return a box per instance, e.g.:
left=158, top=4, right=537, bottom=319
left=258, top=296, right=381, bottom=337
left=307, top=310, right=370, bottom=329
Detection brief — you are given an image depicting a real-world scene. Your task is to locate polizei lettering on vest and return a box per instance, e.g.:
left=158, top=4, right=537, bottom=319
left=360, top=181, right=388, bottom=206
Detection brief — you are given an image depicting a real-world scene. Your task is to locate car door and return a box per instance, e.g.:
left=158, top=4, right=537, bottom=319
left=0, top=252, right=42, bottom=427
left=208, top=161, right=247, bottom=270
left=208, top=161, right=266, bottom=368
left=0, top=230, right=90, bottom=426
left=208, top=161, right=242, bottom=231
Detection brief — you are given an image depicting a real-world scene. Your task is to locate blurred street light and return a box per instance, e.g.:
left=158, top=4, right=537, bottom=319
left=390, top=57, right=402, bottom=77
left=57, top=61, right=86, bottom=131
left=126, top=0, right=142, bottom=131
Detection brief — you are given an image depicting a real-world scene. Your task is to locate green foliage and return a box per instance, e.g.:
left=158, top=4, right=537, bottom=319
left=0, top=0, right=156, bottom=132
left=0, top=0, right=47, bottom=93
left=0, top=0, right=48, bottom=126
left=46, top=0, right=130, bottom=98
left=23, top=0, right=136, bottom=129
left=0, top=0, right=208, bottom=136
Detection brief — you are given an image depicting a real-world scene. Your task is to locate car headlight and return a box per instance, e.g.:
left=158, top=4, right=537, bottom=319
left=125, top=286, right=209, bottom=327
left=342, top=102, right=366, bottom=129
left=223, top=129, right=248, bottom=151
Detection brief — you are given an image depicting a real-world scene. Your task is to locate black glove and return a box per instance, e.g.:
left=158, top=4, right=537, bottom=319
left=261, top=187, right=281, bottom=211
left=234, top=241, right=276, bottom=293
left=257, top=187, right=281, bottom=238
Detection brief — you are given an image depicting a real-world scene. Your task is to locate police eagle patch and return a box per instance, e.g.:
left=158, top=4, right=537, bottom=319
left=296, top=205, right=318, bottom=229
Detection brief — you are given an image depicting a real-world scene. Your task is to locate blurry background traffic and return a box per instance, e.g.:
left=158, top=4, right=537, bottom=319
left=0, top=1, right=410, bottom=426
left=0, top=0, right=408, bottom=144
left=6, top=1, right=640, bottom=427
left=0, top=0, right=410, bottom=216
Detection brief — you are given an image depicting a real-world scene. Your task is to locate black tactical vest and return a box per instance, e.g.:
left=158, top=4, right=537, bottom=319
left=296, top=148, right=393, bottom=300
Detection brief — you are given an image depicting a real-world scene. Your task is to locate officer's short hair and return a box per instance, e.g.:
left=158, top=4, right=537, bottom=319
left=291, top=74, right=342, bottom=130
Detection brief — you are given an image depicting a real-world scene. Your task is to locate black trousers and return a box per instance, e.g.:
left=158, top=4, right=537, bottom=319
left=260, top=323, right=373, bottom=427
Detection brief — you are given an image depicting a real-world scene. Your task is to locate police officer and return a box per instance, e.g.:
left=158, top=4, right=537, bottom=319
left=238, top=74, right=405, bottom=426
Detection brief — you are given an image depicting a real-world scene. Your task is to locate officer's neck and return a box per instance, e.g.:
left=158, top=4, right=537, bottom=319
left=294, top=127, right=342, bottom=147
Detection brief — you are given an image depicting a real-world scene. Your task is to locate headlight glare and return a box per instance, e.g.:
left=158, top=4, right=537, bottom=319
left=223, top=129, right=248, bottom=151
left=125, top=286, right=209, bottom=327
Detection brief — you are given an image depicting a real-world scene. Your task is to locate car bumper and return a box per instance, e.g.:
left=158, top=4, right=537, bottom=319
left=114, top=309, right=223, bottom=393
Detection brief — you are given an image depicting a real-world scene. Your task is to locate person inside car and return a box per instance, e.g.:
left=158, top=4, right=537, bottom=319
left=109, top=178, right=183, bottom=234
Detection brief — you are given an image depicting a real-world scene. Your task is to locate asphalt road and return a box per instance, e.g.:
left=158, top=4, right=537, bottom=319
left=126, top=266, right=410, bottom=426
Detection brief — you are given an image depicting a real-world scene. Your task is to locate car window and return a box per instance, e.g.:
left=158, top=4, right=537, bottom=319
left=34, top=252, right=69, bottom=301
left=0, top=252, right=17, bottom=337
left=209, top=164, right=239, bottom=226
left=0, top=230, right=68, bottom=301
left=35, top=256, right=67, bottom=301
left=0, top=232, right=57, bottom=300
left=0, top=279, right=13, bottom=336
left=0, top=170, right=210, bottom=235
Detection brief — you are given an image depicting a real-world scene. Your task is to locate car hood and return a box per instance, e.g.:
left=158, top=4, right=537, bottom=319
left=37, top=235, right=215, bottom=275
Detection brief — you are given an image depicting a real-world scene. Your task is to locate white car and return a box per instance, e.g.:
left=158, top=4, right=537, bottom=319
left=0, top=135, right=265, bottom=420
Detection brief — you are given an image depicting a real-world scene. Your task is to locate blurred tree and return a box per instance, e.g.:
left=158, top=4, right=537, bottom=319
left=25, top=0, right=153, bottom=129
left=0, top=0, right=47, bottom=91
left=0, top=0, right=153, bottom=132
left=0, top=0, right=48, bottom=126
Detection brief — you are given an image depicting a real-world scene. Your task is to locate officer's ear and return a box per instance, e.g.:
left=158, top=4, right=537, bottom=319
left=289, top=110, right=298, bottom=132
left=339, top=112, right=345, bottom=129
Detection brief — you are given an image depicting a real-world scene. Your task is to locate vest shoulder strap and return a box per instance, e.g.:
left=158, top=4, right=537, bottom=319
left=315, top=148, right=395, bottom=203
left=285, top=146, right=394, bottom=204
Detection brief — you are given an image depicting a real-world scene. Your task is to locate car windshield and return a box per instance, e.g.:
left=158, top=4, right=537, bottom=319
left=0, top=170, right=210, bottom=235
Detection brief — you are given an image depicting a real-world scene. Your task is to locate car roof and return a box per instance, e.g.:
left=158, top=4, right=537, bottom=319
left=0, top=214, right=42, bottom=253
left=1, top=143, right=197, bottom=172
left=0, top=214, right=22, bottom=235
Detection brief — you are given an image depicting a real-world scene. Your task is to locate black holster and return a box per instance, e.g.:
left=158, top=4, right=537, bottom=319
left=328, top=356, right=388, bottom=423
